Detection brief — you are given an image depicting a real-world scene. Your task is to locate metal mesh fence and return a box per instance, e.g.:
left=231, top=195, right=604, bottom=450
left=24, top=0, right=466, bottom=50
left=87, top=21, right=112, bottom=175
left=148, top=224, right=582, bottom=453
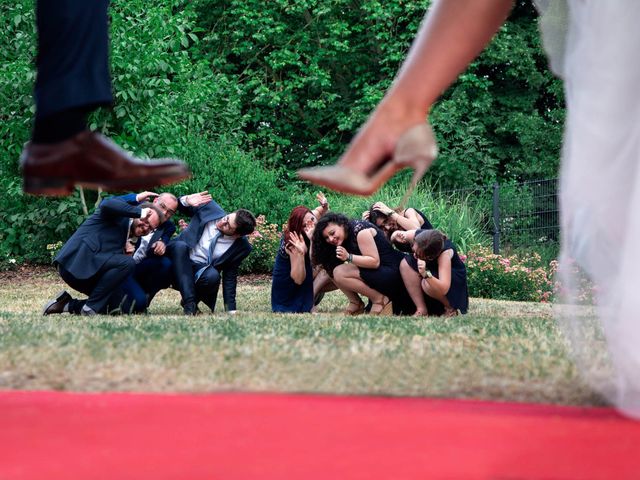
left=438, top=178, right=559, bottom=255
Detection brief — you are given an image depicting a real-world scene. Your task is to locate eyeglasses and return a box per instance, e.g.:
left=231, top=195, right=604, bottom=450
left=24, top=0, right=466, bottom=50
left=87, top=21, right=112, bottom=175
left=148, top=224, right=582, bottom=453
left=219, top=215, right=237, bottom=235
left=158, top=201, right=176, bottom=217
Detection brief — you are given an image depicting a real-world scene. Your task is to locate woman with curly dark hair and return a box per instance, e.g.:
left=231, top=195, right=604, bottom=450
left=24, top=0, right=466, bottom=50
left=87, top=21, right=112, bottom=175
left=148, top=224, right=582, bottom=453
left=312, top=212, right=410, bottom=315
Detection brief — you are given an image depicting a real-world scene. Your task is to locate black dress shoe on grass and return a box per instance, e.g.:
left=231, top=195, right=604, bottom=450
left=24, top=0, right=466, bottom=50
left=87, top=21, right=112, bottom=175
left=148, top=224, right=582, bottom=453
left=42, top=290, right=72, bottom=315
left=183, top=303, right=201, bottom=316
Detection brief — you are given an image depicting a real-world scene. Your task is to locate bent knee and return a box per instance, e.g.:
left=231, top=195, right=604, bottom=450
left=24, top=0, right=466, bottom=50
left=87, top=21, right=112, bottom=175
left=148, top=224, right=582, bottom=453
left=167, top=241, right=189, bottom=257
left=400, top=258, right=415, bottom=275
left=332, top=264, right=350, bottom=282
left=118, top=256, right=136, bottom=273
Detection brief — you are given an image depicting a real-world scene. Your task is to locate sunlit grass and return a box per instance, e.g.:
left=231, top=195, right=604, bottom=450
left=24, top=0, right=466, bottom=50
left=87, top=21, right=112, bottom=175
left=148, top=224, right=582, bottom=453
left=0, top=269, right=601, bottom=406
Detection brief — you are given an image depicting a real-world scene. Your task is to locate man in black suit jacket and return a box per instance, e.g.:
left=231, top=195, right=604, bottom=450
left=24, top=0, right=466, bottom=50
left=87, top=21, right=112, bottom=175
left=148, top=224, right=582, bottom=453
left=117, top=192, right=178, bottom=313
left=20, top=1, right=189, bottom=196
left=168, top=200, right=256, bottom=315
left=118, top=191, right=212, bottom=313
left=43, top=197, right=164, bottom=316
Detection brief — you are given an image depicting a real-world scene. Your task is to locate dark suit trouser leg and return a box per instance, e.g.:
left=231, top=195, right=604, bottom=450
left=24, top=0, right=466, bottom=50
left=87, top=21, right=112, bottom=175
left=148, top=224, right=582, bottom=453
left=57, top=266, right=89, bottom=314
left=167, top=241, right=197, bottom=308
left=196, top=267, right=221, bottom=312
left=59, top=255, right=134, bottom=314
left=35, top=0, right=112, bottom=118
left=121, top=257, right=172, bottom=312
left=135, top=257, right=172, bottom=303
left=120, top=274, right=148, bottom=314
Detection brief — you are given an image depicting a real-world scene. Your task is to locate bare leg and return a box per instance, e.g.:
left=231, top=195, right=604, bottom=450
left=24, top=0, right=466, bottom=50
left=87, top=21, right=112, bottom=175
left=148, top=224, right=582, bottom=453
left=333, top=264, right=388, bottom=312
left=338, top=0, right=514, bottom=176
left=421, top=278, right=454, bottom=315
left=313, top=268, right=337, bottom=299
left=400, top=259, right=428, bottom=316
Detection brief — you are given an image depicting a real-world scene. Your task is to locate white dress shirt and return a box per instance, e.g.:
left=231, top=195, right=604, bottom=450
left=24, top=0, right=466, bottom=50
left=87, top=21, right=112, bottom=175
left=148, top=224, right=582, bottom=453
left=133, top=232, right=153, bottom=264
left=190, top=221, right=234, bottom=265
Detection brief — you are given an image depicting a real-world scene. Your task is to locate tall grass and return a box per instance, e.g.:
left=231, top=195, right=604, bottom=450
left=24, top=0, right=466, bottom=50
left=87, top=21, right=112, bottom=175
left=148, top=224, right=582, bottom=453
left=322, top=182, right=490, bottom=253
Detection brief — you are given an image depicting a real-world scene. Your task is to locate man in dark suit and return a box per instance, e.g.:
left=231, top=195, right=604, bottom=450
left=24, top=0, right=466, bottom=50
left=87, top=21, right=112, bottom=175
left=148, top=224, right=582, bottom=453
left=117, top=191, right=179, bottom=313
left=118, top=191, right=212, bottom=313
left=43, top=197, right=165, bottom=315
left=20, top=1, right=190, bottom=196
left=168, top=200, right=256, bottom=315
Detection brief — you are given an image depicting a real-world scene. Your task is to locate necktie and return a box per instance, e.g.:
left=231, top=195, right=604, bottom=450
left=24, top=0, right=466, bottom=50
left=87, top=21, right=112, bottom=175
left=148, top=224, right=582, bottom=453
left=194, top=230, right=221, bottom=282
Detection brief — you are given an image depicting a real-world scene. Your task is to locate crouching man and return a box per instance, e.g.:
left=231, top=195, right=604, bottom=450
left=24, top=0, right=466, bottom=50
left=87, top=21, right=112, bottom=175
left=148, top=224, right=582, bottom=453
left=167, top=198, right=256, bottom=315
left=43, top=196, right=164, bottom=315
left=118, top=190, right=213, bottom=313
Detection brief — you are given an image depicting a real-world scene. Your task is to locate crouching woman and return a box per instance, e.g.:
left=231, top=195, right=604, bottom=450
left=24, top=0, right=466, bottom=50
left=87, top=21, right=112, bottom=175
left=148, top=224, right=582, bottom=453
left=396, top=229, right=468, bottom=316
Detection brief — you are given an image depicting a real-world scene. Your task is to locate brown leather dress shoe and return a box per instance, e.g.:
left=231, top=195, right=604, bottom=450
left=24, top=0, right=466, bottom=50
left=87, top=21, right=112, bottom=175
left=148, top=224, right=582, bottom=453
left=21, top=131, right=191, bottom=196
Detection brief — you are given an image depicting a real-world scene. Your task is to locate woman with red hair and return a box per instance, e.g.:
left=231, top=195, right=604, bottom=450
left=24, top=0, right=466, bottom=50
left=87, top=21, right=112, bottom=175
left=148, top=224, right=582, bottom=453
left=271, top=193, right=328, bottom=313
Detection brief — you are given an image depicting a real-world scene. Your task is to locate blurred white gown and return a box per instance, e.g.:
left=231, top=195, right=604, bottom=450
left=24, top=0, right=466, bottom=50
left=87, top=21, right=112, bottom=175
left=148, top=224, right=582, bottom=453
left=537, top=0, right=640, bottom=418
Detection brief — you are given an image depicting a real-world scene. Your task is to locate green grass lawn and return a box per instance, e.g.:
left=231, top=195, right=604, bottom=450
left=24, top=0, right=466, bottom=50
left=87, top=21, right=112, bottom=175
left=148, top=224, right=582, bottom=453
left=0, top=268, right=602, bottom=406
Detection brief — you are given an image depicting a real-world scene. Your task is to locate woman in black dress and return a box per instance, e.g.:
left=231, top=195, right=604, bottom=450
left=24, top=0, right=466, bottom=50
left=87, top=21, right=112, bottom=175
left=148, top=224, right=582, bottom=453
left=366, top=201, right=433, bottom=253
left=395, top=229, right=468, bottom=316
left=312, top=212, right=412, bottom=315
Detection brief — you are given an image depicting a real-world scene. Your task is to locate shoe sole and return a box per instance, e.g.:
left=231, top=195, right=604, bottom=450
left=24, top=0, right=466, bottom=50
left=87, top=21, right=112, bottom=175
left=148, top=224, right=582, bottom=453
left=24, top=171, right=191, bottom=197
left=24, top=178, right=74, bottom=197
left=297, top=124, right=437, bottom=204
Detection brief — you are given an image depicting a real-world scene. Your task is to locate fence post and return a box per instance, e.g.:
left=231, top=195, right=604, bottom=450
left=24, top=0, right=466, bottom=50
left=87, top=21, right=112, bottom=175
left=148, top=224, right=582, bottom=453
left=492, top=182, right=500, bottom=254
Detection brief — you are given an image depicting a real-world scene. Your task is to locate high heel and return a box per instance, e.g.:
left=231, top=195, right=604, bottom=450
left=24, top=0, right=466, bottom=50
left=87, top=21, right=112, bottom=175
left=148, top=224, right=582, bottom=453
left=297, top=123, right=437, bottom=207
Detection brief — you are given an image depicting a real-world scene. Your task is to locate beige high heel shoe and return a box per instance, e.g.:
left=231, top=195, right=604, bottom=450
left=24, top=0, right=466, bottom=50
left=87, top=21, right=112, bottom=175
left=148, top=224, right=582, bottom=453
left=297, top=123, right=438, bottom=208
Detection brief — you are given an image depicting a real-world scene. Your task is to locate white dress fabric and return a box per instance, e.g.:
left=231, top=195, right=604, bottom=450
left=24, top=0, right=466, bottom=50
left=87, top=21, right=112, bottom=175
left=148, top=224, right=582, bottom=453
left=536, top=0, right=640, bottom=418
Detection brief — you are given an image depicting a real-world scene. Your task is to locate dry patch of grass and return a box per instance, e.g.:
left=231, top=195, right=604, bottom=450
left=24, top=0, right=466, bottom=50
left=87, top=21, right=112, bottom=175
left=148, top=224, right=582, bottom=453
left=0, top=270, right=602, bottom=406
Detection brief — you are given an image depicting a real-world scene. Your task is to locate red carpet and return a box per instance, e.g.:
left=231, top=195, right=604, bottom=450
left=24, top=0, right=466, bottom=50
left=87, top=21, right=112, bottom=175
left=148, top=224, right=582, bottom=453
left=1, top=391, right=639, bottom=480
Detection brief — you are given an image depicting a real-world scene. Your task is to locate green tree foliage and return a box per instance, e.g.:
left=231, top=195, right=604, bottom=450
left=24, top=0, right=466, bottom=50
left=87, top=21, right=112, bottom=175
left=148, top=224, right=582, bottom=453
left=0, top=0, right=563, bottom=264
left=194, top=0, right=564, bottom=187
left=0, top=0, right=294, bottom=263
left=193, top=0, right=428, bottom=171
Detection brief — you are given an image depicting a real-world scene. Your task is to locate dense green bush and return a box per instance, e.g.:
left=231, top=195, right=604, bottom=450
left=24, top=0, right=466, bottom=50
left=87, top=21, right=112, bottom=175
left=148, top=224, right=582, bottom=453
left=465, top=245, right=554, bottom=302
left=168, top=134, right=299, bottom=222
left=240, top=215, right=282, bottom=275
left=0, top=0, right=562, bottom=268
left=194, top=0, right=563, bottom=186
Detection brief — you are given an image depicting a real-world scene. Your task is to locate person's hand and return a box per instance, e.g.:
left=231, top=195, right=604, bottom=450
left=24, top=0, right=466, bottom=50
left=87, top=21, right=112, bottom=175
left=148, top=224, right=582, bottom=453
left=335, top=245, right=349, bottom=262
left=303, top=221, right=315, bottom=240
left=316, top=192, right=328, bottom=210
left=285, top=232, right=307, bottom=257
left=151, top=240, right=166, bottom=256
left=178, top=219, right=189, bottom=230
left=391, top=231, right=407, bottom=243
left=361, top=210, right=370, bottom=220
left=373, top=201, right=394, bottom=216
left=124, top=242, right=135, bottom=255
left=185, top=191, right=212, bottom=207
left=136, top=191, right=158, bottom=202
left=140, top=207, right=157, bottom=227
left=417, top=259, right=427, bottom=278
